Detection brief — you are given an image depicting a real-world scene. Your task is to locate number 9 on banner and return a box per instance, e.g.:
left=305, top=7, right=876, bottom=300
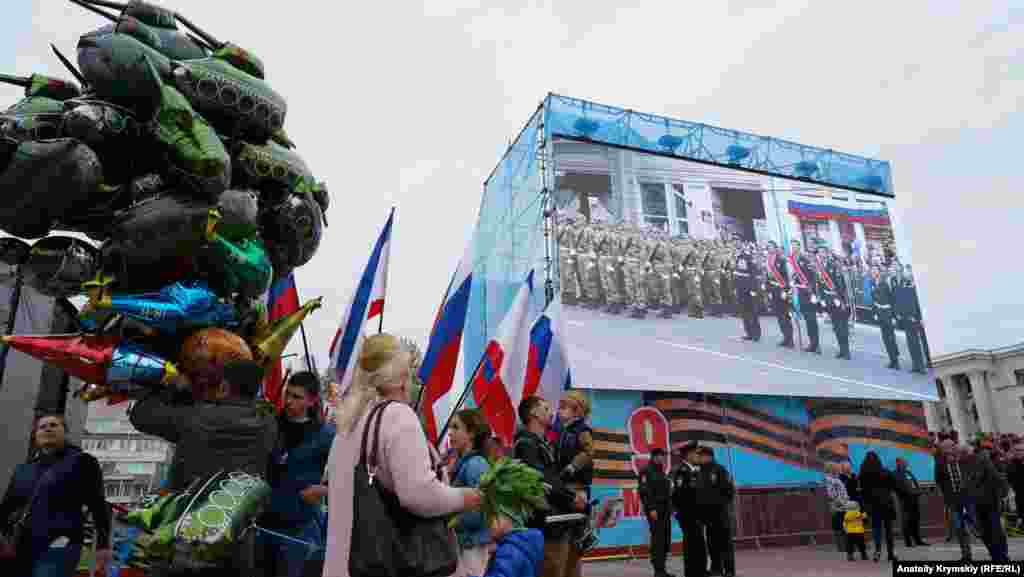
left=628, top=407, right=671, bottom=475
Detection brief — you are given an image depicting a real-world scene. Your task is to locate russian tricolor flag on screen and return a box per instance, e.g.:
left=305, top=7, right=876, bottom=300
left=329, top=208, right=393, bottom=392
left=418, top=241, right=474, bottom=444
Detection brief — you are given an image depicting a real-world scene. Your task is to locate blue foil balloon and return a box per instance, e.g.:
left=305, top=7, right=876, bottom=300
left=105, top=343, right=179, bottom=392
left=86, top=280, right=240, bottom=334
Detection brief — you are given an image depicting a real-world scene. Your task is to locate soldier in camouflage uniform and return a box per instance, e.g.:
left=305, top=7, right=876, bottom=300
left=591, top=221, right=614, bottom=312
left=576, top=221, right=605, bottom=309
left=648, top=231, right=675, bottom=319
left=557, top=215, right=581, bottom=306
left=702, top=244, right=723, bottom=318
left=598, top=223, right=626, bottom=315
left=621, top=229, right=649, bottom=319
left=668, top=237, right=690, bottom=315
left=684, top=242, right=704, bottom=318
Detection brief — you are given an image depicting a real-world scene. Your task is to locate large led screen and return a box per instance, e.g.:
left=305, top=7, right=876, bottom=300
left=552, top=139, right=936, bottom=401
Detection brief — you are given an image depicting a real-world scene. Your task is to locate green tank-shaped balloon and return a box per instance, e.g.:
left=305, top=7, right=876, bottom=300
left=0, top=73, right=82, bottom=142
left=142, top=55, right=230, bottom=197
left=70, top=0, right=210, bottom=62
left=61, top=97, right=153, bottom=187
left=169, top=56, right=286, bottom=144
left=0, top=137, right=106, bottom=239
left=232, top=139, right=310, bottom=193
left=100, top=193, right=214, bottom=290
left=76, top=24, right=172, bottom=110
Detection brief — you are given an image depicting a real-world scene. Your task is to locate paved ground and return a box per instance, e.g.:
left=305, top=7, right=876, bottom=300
left=564, top=304, right=937, bottom=400
left=584, top=539, right=1024, bottom=577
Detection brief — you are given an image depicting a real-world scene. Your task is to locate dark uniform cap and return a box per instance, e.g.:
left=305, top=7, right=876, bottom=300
left=679, top=440, right=700, bottom=455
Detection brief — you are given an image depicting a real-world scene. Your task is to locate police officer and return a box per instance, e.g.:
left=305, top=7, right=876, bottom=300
left=815, top=243, right=852, bottom=360
left=871, top=266, right=901, bottom=369
left=672, top=441, right=707, bottom=577
left=639, top=448, right=675, bottom=577
left=733, top=238, right=761, bottom=342
left=789, top=239, right=821, bottom=353
left=697, top=447, right=735, bottom=577
left=895, top=266, right=927, bottom=374
left=764, top=241, right=794, bottom=348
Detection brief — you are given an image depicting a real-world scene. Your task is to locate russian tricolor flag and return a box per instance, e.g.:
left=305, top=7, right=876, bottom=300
left=418, top=241, right=474, bottom=445
left=471, top=270, right=536, bottom=446
left=328, top=208, right=394, bottom=392
left=263, top=273, right=301, bottom=409
left=523, top=299, right=573, bottom=406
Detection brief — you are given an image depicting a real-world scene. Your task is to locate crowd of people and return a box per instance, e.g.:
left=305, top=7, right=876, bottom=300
left=557, top=215, right=929, bottom=374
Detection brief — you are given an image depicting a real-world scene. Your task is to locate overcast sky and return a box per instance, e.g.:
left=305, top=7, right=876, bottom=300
left=3, top=1, right=1022, bottom=368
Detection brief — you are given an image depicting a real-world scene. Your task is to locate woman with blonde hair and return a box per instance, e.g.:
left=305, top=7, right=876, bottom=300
left=322, top=333, right=482, bottom=577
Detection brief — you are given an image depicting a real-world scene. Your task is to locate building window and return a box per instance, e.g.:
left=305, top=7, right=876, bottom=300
left=639, top=181, right=669, bottom=231
left=671, top=184, right=689, bottom=235
left=800, top=220, right=830, bottom=249
left=1016, top=370, right=1024, bottom=387
left=936, top=379, right=946, bottom=398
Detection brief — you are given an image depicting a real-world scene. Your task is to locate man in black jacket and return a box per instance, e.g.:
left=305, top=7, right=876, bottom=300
left=697, top=447, right=735, bottom=577
left=894, top=458, right=928, bottom=547
left=935, top=441, right=1009, bottom=562
left=639, top=448, right=675, bottom=577
left=672, top=441, right=707, bottom=577
left=515, top=396, right=584, bottom=577
left=130, top=359, right=278, bottom=576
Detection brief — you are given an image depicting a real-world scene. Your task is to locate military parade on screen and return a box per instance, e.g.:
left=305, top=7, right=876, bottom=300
left=556, top=209, right=928, bottom=375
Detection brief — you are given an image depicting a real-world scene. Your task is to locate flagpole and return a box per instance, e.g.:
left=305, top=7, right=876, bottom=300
left=435, top=350, right=487, bottom=448
left=379, top=206, right=396, bottom=334
left=299, top=323, right=314, bottom=373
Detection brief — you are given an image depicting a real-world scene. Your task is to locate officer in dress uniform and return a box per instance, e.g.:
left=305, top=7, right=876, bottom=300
left=895, top=266, right=927, bottom=374
left=672, top=441, right=707, bottom=577
left=639, top=448, right=676, bottom=577
left=871, top=266, right=901, bottom=369
left=764, top=241, right=794, bottom=348
left=813, top=241, right=851, bottom=360
left=733, top=237, right=761, bottom=342
left=789, top=239, right=821, bottom=353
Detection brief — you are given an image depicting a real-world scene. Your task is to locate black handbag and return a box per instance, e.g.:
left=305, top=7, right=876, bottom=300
left=349, top=400, right=458, bottom=577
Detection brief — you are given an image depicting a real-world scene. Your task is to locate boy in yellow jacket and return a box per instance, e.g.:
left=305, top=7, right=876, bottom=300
left=843, top=500, right=869, bottom=561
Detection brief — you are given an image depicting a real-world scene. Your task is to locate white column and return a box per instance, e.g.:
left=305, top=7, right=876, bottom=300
left=922, top=400, right=943, bottom=433
left=968, top=370, right=997, bottom=433
left=942, top=376, right=969, bottom=442
left=854, top=222, right=868, bottom=263
left=828, top=220, right=843, bottom=253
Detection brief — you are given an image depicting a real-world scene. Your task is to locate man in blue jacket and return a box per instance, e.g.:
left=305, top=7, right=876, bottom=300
left=258, top=371, right=334, bottom=577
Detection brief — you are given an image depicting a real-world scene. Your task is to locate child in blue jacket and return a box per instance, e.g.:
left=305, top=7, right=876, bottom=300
left=470, top=458, right=547, bottom=577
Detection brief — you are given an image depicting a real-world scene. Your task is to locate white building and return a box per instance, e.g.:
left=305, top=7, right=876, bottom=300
left=924, top=342, right=1024, bottom=438
left=81, top=402, right=172, bottom=505
left=552, top=139, right=904, bottom=264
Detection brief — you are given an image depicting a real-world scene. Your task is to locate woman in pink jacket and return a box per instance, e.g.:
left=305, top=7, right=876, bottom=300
left=323, top=333, right=482, bottom=577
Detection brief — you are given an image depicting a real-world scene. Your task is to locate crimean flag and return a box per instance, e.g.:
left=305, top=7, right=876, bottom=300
left=328, top=208, right=394, bottom=394
left=418, top=240, right=474, bottom=444
left=263, top=273, right=301, bottom=409
left=470, top=271, right=536, bottom=446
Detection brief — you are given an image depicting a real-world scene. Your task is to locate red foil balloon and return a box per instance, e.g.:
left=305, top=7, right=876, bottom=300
left=1, top=333, right=117, bottom=383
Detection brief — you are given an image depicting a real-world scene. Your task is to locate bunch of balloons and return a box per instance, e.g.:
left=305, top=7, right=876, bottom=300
left=0, top=0, right=327, bottom=403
